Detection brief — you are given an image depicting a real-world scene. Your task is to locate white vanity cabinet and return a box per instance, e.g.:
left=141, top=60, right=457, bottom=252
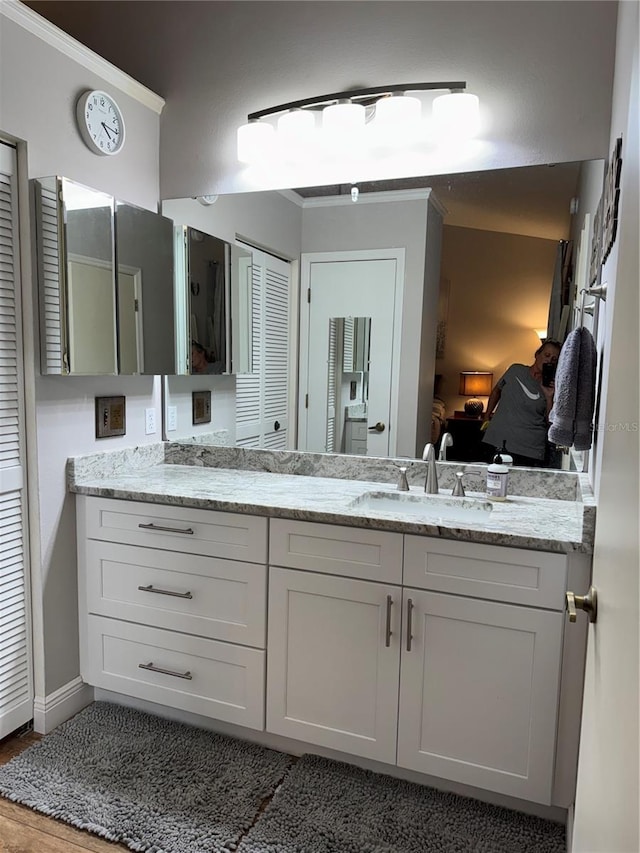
left=398, top=538, right=567, bottom=804
left=266, top=519, right=571, bottom=806
left=267, top=519, right=403, bottom=763
left=76, top=496, right=268, bottom=729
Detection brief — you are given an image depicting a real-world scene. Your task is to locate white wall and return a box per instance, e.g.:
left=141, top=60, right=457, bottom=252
left=0, top=6, right=163, bottom=696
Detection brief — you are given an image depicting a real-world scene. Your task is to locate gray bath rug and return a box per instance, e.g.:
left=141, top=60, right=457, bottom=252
left=238, top=753, right=566, bottom=853
left=0, top=701, right=292, bottom=853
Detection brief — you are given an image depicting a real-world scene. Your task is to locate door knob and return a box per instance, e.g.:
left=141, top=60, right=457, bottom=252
left=368, top=422, right=386, bottom=433
left=566, top=586, right=598, bottom=623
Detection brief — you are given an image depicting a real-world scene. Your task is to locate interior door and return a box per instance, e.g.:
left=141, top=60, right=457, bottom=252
left=0, top=141, right=33, bottom=738
left=235, top=247, right=291, bottom=449
left=301, top=252, right=403, bottom=456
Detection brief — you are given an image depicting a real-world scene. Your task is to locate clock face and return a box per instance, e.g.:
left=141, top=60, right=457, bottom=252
left=76, top=90, right=126, bottom=156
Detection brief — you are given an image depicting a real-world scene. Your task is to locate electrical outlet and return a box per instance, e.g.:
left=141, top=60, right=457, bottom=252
left=167, top=406, right=177, bottom=432
left=145, top=407, right=157, bottom=435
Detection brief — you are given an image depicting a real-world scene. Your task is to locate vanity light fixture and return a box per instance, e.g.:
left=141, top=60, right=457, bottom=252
left=459, top=372, right=493, bottom=418
left=237, top=82, right=480, bottom=165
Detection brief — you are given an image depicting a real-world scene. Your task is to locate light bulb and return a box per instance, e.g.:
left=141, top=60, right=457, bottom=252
left=373, top=93, right=421, bottom=127
left=237, top=121, right=275, bottom=164
left=432, top=92, right=480, bottom=141
left=322, top=100, right=365, bottom=133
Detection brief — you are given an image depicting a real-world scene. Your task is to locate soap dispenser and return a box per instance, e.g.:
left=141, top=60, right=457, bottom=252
left=486, top=450, right=509, bottom=501
left=499, top=441, right=513, bottom=467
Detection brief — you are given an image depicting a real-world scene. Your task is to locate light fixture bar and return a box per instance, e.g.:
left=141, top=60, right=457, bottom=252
left=247, top=81, right=467, bottom=121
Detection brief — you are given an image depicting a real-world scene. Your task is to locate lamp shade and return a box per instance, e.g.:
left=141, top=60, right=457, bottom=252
left=237, top=120, right=275, bottom=164
left=432, top=92, right=480, bottom=140
left=459, top=372, right=493, bottom=397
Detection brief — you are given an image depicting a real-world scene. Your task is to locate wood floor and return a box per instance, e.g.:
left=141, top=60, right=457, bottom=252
left=0, top=727, right=129, bottom=853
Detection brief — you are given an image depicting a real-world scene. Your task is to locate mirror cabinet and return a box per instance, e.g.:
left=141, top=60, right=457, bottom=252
left=174, top=226, right=253, bottom=376
left=32, top=176, right=176, bottom=376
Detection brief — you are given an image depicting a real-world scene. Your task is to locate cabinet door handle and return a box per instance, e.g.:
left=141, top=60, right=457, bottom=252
left=406, top=597, right=414, bottom=652
left=138, top=584, right=193, bottom=600
left=385, top=594, right=393, bottom=647
left=138, top=522, right=194, bottom=535
left=138, top=662, right=192, bottom=680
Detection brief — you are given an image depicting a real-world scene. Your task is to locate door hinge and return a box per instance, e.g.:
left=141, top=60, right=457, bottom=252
left=307, top=287, right=311, bottom=304
left=134, top=298, right=139, bottom=312
left=305, top=393, right=309, bottom=409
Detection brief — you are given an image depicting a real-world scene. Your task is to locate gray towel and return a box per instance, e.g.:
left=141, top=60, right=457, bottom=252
left=574, top=327, right=597, bottom=450
left=549, top=327, right=597, bottom=450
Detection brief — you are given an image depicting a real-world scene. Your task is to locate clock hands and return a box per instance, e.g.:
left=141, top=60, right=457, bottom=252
left=100, top=121, right=119, bottom=141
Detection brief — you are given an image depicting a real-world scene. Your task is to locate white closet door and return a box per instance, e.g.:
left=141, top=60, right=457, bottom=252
left=236, top=247, right=291, bottom=449
left=0, top=141, right=33, bottom=738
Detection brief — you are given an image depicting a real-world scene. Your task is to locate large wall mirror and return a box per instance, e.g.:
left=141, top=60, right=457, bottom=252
left=33, top=177, right=177, bottom=375
left=163, top=158, right=604, bottom=466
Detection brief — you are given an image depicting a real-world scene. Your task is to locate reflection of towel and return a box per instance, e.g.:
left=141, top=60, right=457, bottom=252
left=549, top=327, right=597, bottom=450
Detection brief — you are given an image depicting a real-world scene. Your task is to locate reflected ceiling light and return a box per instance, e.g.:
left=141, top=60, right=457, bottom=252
left=237, top=82, right=480, bottom=165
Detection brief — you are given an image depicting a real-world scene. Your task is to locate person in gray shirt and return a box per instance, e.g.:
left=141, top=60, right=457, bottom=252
left=482, top=339, right=562, bottom=466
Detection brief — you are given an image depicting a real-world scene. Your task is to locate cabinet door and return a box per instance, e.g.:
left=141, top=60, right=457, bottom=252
left=267, top=567, right=401, bottom=763
left=397, top=590, right=563, bottom=804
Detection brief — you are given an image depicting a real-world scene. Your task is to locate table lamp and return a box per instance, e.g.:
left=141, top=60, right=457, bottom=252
left=459, top=372, right=493, bottom=417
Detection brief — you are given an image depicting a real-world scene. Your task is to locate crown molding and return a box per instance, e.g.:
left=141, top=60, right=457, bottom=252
left=299, top=187, right=434, bottom=208
left=1, top=0, right=165, bottom=114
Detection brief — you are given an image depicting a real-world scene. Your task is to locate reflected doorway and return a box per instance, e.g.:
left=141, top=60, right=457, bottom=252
left=300, top=251, right=404, bottom=457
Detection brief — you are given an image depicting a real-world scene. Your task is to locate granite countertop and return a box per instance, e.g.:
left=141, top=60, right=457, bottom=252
left=68, top=445, right=595, bottom=554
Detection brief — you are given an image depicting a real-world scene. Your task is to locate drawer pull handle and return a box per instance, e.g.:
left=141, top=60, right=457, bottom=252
left=138, top=522, right=194, bottom=535
left=138, top=662, right=192, bottom=680
left=138, top=584, right=193, bottom=600
left=385, top=594, right=393, bottom=647
left=406, top=598, right=414, bottom=652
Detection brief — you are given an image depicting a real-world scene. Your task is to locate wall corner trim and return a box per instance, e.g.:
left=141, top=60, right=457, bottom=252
left=33, top=676, right=94, bottom=734
left=1, top=0, right=166, bottom=114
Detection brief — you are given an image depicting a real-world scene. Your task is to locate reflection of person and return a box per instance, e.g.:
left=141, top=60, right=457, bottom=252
left=191, top=340, right=223, bottom=374
left=481, top=340, right=562, bottom=466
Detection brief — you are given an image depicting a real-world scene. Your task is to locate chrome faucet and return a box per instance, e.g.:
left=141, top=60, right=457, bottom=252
left=422, top=443, right=439, bottom=494
left=396, top=466, right=410, bottom=491
left=438, top=432, right=453, bottom=461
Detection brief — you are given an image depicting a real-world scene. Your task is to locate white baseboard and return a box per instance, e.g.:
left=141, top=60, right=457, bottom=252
left=33, top=677, right=94, bottom=734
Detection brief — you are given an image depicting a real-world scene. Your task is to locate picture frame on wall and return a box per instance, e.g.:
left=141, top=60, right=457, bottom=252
left=435, top=277, right=450, bottom=359
left=589, top=196, right=603, bottom=287
left=602, top=135, right=623, bottom=264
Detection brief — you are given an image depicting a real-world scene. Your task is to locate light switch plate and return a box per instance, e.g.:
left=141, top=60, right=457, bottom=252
left=95, top=396, right=126, bottom=438
left=145, top=408, right=157, bottom=435
left=167, top=406, right=177, bottom=432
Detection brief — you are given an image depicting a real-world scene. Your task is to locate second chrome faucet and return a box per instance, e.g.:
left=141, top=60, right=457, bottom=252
left=422, top=443, right=439, bottom=493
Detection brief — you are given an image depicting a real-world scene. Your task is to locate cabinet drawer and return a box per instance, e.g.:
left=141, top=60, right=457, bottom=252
left=404, top=536, right=567, bottom=610
left=83, top=615, right=265, bottom=730
left=83, top=540, right=266, bottom=647
left=269, top=519, right=403, bottom=584
left=78, top=496, right=267, bottom=563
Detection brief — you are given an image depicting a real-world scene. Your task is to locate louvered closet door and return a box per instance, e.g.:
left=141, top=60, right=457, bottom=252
left=236, top=247, right=290, bottom=449
left=0, top=142, right=33, bottom=738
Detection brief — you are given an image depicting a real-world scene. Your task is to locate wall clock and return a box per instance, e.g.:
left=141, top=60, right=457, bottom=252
left=76, top=89, right=126, bottom=156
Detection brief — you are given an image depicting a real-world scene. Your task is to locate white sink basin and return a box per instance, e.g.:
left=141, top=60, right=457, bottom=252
left=349, top=491, right=494, bottom=524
